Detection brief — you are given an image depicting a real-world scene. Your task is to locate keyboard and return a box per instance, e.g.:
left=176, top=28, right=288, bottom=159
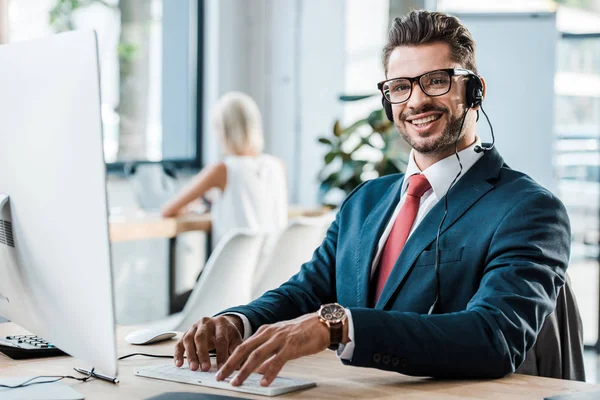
left=0, top=335, right=65, bottom=359
left=135, top=363, right=316, bottom=397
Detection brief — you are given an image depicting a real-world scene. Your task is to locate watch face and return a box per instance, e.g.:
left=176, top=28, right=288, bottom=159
left=320, top=303, right=345, bottom=323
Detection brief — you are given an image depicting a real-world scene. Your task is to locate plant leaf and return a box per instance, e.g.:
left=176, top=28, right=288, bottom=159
left=333, top=120, right=343, bottom=137
left=324, top=152, right=336, bottom=165
left=318, top=137, right=333, bottom=145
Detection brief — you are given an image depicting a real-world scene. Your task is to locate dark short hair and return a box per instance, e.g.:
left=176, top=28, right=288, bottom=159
left=383, top=10, right=477, bottom=75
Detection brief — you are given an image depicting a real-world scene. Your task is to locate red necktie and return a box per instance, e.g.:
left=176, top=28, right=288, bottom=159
left=371, top=174, right=432, bottom=305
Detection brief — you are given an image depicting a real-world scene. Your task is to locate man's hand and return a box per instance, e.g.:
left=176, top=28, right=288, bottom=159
left=173, top=315, right=244, bottom=371
left=215, top=313, right=330, bottom=387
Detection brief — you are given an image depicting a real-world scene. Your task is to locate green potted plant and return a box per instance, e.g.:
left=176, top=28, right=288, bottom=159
left=318, top=95, right=411, bottom=207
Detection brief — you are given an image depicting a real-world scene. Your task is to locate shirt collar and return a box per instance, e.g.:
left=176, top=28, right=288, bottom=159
left=400, top=137, right=484, bottom=201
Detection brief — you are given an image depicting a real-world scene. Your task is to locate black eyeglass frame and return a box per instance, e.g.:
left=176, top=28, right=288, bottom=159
left=377, top=68, right=475, bottom=104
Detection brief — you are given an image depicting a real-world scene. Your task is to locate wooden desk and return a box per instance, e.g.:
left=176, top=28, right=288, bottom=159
left=1, top=323, right=599, bottom=399
left=109, top=213, right=211, bottom=243
left=109, top=207, right=329, bottom=243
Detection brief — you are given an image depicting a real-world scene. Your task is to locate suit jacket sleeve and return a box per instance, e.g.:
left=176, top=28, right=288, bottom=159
left=220, top=181, right=368, bottom=329
left=345, top=190, right=570, bottom=378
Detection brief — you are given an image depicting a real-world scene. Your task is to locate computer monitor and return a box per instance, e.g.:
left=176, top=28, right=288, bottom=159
left=0, top=31, right=117, bottom=376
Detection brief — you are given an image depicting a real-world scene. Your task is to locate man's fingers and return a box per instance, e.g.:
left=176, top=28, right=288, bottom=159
left=173, top=337, right=185, bottom=367
left=258, top=352, right=288, bottom=386
left=182, top=326, right=199, bottom=371
left=231, top=338, right=283, bottom=386
left=256, top=353, right=274, bottom=375
left=217, top=332, right=270, bottom=381
left=214, top=323, right=230, bottom=370
left=196, top=318, right=215, bottom=371
left=229, top=334, right=243, bottom=356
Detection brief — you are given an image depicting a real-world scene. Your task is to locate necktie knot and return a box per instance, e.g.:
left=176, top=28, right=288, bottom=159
left=407, top=174, right=431, bottom=198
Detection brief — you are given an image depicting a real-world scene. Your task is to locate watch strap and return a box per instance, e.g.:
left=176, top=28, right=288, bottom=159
left=327, top=321, right=343, bottom=351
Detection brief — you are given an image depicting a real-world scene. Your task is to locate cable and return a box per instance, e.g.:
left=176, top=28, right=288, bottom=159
left=1, top=353, right=197, bottom=390
left=427, top=100, right=495, bottom=314
left=0, top=369, right=94, bottom=389
left=427, top=108, right=468, bottom=315
left=118, top=352, right=175, bottom=360
left=479, top=105, right=495, bottom=152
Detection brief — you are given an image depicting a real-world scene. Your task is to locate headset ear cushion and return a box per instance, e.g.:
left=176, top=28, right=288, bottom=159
left=466, top=75, right=483, bottom=108
left=382, top=96, right=393, bottom=122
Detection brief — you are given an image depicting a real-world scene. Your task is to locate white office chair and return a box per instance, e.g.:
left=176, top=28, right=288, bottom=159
left=140, top=229, right=265, bottom=332
left=251, top=213, right=335, bottom=300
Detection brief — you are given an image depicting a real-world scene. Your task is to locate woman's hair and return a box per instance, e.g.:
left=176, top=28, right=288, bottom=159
left=212, top=91, right=264, bottom=155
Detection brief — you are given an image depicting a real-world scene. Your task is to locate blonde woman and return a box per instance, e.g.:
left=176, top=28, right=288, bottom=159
left=161, top=92, right=288, bottom=247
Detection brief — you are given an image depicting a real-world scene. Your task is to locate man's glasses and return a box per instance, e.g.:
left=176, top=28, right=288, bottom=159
left=377, top=68, right=473, bottom=104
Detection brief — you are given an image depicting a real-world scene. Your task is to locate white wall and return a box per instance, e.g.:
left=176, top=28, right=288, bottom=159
left=202, top=0, right=346, bottom=205
left=457, top=12, right=558, bottom=192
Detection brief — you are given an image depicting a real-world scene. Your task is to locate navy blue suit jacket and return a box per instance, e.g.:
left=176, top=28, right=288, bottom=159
left=225, top=147, right=570, bottom=378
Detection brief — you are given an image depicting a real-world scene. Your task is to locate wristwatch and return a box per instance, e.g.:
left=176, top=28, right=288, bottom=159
left=317, top=303, right=347, bottom=351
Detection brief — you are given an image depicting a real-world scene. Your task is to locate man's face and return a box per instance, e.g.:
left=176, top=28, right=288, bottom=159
left=386, top=43, right=470, bottom=155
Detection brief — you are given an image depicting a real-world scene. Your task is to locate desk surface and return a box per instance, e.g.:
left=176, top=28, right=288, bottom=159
left=109, top=207, right=329, bottom=243
left=1, top=323, right=599, bottom=400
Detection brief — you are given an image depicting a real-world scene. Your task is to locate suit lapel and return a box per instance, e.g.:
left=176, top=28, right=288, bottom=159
left=375, top=148, right=505, bottom=309
left=354, top=175, right=404, bottom=308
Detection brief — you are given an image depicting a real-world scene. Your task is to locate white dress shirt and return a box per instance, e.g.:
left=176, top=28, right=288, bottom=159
left=231, top=138, right=485, bottom=359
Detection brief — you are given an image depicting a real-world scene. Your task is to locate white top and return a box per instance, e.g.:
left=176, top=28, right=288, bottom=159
left=210, top=154, right=288, bottom=247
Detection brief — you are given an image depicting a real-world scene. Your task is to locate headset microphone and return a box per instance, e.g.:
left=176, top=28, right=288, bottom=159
left=472, top=104, right=495, bottom=153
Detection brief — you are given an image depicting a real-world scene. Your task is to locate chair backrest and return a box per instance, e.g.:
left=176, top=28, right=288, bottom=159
left=125, top=162, right=179, bottom=211
left=516, top=273, right=585, bottom=381
left=174, top=229, right=264, bottom=330
left=251, top=214, right=334, bottom=300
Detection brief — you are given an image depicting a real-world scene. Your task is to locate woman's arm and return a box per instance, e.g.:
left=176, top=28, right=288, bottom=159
left=161, top=162, right=227, bottom=217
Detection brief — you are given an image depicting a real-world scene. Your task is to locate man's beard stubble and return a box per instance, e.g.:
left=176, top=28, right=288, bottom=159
left=395, top=104, right=465, bottom=155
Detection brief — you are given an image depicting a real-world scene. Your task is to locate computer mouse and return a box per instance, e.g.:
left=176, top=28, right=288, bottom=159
left=125, top=329, right=178, bottom=345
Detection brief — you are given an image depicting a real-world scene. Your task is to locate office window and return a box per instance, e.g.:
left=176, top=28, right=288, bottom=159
left=340, top=0, right=395, bottom=176
left=555, top=33, right=600, bottom=347
left=7, top=0, right=201, bottom=166
left=556, top=95, right=600, bottom=135
left=343, top=0, right=389, bottom=128
left=558, top=38, right=600, bottom=75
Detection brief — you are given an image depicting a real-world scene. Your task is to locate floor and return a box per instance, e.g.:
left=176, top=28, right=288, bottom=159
left=585, top=350, right=600, bottom=383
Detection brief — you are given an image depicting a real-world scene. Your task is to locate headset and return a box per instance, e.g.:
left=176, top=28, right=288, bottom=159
left=380, top=71, right=495, bottom=314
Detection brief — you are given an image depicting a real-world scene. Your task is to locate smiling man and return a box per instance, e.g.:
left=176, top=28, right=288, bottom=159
left=174, top=10, right=570, bottom=386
